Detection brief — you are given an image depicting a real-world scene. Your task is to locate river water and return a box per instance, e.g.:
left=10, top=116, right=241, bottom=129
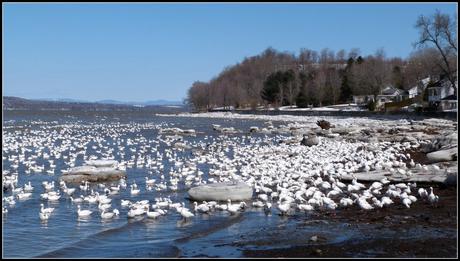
left=2, top=110, right=457, bottom=258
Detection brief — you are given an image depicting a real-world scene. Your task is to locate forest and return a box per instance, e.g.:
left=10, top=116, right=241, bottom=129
left=186, top=10, right=457, bottom=111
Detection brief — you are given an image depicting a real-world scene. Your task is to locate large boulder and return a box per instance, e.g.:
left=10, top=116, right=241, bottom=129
left=301, top=134, right=319, bottom=147
left=427, top=147, right=458, bottom=163
left=60, top=163, right=126, bottom=184
left=85, top=159, right=118, bottom=168
left=188, top=182, right=253, bottom=201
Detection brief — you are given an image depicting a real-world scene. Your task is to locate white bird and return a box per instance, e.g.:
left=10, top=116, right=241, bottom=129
left=418, top=188, right=428, bottom=198
left=193, top=201, right=210, bottom=214
left=298, top=203, right=314, bottom=212
left=121, top=199, right=131, bottom=207
left=39, top=212, right=50, bottom=221
left=428, top=187, right=439, bottom=206
left=17, top=191, right=33, bottom=200
left=277, top=202, right=290, bottom=215
left=130, top=185, right=140, bottom=195
left=70, top=196, right=84, bottom=203
left=402, top=197, right=412, bottom=208
left=77, top=205, right=92, bottom=217
left=24, top=181, right=34, bottom=192
left=40, top=203, right=55, bottom=214
left=179, top=207, right=195, bottom=220
left=47, top=194, right=61, bottom=201
left=146, top=209, right=161, bottom=219
left=372, top=197, right=384, bottom=208
left=101, top=209, right=119, bottom=219
left=227, top=199, right=244, bottom=215
left=381, top=196, right=394, bottom=206
left=145, top=177, right=155, bottom=186
left=357, top=197, right=374, bottom=210
left=340, top=198, right=354, bottom=208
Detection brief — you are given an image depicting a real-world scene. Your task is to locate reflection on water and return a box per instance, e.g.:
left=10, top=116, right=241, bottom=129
left=176, top=219, right=193, bottom=228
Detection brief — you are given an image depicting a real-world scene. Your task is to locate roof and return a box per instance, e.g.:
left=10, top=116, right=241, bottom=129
left=380, top=86, right=402, bottom=95
left=441, top=94, right=457, bottom=101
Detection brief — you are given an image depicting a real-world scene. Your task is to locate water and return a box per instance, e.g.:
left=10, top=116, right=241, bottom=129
left=2, top=110, right=456, bottom=258
left=2, top=110, right=277, bottom=257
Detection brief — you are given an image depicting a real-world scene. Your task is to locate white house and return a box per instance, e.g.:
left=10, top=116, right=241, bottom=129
left=427, top=78, right=456, bottom=105
left=408, top=77, right=430, bottom=98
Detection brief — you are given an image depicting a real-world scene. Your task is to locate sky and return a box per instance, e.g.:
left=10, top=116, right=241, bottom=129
left=3, top=3, right=457, bottom=102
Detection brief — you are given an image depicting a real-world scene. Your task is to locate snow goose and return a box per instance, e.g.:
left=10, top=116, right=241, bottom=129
left=39, top=212, right=50, bottom=221
left=277, top=202, right=290, bottom=216
left=193, top=201, right=210, bottom=214
left=77, top=205, right=92, bottom=217
left=24, top=181, right=34, bottom=192
left=145, top=177, right=155, bottom=186
left=227, top=199, right=243, bottom=215
left=179, top=208, right=195, bottom=221
left=101, top=209, right=119, bottom=219
left=130, top=185, right=140, bottom=195
left=428, top=187, right=439, bottom=206
left=340, top=198, right=354, bottom=208
left=17, top=191, right=32, bottom=200
left=418, top=188, right=428, bottom=198
left=40, top=203, right=55, bottom=214
left=381, top=196, right=394, bottom=206
left=70, top=195, right=84, bottom=203
left=357, top=197, right=374, bottom=210
left=47, top=194, right=61, bottom=201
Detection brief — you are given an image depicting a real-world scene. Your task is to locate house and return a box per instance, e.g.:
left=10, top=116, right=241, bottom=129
left=408, top=77, right=430, bottom=98
left=440, top=94, right=457, bottom=111
left=376, top=86, right=406, bottom=104
left=426, top=78, right=456, bottom=108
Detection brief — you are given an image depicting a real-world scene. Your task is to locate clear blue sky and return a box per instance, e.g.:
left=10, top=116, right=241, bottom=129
left=3, top=3, right=457, bottom=102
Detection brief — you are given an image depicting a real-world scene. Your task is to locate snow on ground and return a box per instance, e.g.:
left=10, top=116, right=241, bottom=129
left=157, top=111, right=456, bottom=129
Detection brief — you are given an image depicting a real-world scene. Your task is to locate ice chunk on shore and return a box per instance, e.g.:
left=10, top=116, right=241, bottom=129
left=188, top=182, right=253, bottom=201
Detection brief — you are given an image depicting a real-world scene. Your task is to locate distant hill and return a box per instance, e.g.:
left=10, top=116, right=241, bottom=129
left=96, top=99, right=183, bottom=106
left=3, top=96, right=187, bottom=113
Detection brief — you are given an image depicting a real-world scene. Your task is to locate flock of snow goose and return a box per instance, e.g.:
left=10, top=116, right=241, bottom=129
left=2, top=115, right=453, bottom=224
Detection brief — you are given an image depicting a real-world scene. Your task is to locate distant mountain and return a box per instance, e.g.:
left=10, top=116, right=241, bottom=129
left=3, top=96, right=187, bottom=113
left=143, top=100, right=183, bottom=106
left=96, top=99, right=183, bottom=106
left=13, top=97, right=183, bottom=106
left=35, top=98, right=90, bottom=103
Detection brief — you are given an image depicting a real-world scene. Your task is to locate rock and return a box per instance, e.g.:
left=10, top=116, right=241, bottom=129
left=85, top=159, right=118, bottom=168
left=427, top=147, right=458, bottom=163
left=174, top=142, right=192, bottom=150
left=188, top=181, right=253, bottom=201
left=219, top=127, right=238, bottom=134
left=160, top=127, right=196, bottom=136
left=316, top=120, right=331, bottom=130
left=301, top=134, right=319, bottom=147
left=401, top=136, right=418, bottom=144
left=60, top=164, right=126, bottom=184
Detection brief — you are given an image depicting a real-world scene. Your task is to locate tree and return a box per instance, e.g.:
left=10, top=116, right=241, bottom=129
left=415, top=10, right=458, bottom=95
left=296, top=72, right=309, bottom=108
left=261, top=71, right=282, bottom=106
left=391, top=65, right=404, bottom=89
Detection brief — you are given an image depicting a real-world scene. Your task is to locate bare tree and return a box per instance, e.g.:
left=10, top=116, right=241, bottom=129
left=415, top=10, right=458, bottom=94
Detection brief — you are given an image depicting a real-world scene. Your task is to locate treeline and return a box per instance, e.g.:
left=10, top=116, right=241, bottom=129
left=186, top=10, right=457, bottom=111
